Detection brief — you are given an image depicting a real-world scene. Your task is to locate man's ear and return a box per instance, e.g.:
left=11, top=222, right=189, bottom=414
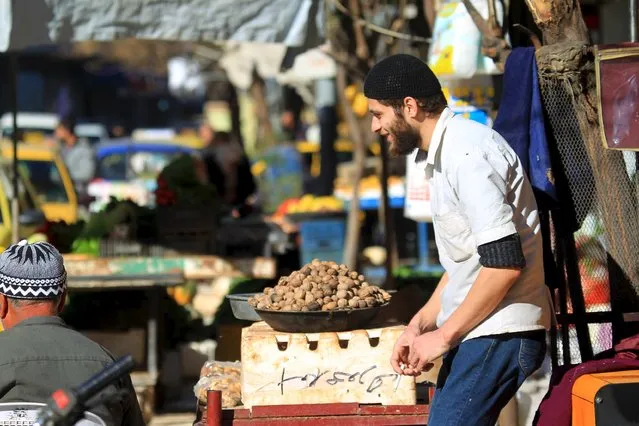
left=403, top=97, right=420, bottom=119
left=0, top=294, right=8, bottom=319
left=57, top=290, right=67, bottom=314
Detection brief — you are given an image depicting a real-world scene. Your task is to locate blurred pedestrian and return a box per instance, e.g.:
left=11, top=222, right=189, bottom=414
left=198, top=122, right=257, bottom=214
left=56, top=115, right=95, bottom=202
left=110, top=123, right=128, bottom=138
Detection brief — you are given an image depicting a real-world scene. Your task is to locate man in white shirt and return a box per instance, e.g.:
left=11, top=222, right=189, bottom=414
left=364, top=54, right=552, bottom=425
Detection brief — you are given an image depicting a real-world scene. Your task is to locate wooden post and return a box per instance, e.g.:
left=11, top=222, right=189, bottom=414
left=10, top=53, right=19, bottom=245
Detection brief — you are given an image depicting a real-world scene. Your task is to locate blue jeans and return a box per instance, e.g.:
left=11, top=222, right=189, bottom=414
left=428, top=330, right=546, bottom=426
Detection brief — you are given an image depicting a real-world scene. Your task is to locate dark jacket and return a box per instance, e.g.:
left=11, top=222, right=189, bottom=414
left=0, top=316, right=145, bottom=426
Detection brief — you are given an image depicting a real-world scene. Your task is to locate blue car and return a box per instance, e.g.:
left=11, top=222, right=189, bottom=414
left=87, top=138, right=196, bottom=211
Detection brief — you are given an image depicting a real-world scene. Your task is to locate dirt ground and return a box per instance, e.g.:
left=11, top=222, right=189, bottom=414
left=149, top=412, right=196, bottom=425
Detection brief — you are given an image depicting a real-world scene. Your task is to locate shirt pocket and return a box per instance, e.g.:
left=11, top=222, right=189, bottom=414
left=434, top=211, right=476, bottom=262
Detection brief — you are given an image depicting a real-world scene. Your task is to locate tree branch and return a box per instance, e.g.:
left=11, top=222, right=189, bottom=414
left=423, top=0, right=436, bottom=31
left=323, top=49, right=367, bottom=79
left=460, top=0, right=511, bottom=72
left=514, top=23, right=543, bottom=49
left=348, top=0, right=371, bottom=62
left=332, top=0, right=431, bottom=43
left=487, top=0, right=499, bottom=30
left=461, top=0, right=491, bottom=35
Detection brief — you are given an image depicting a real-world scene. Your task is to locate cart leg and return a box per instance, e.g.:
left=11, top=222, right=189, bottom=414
left=148, top=288, right=159, bottom=378
left=207, top=390, right=222, bottom=426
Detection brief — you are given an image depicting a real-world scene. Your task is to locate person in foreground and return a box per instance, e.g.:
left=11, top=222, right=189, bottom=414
left=364, top=54, right=552, bottom=425
left=0, top=240, right=145, bottom=425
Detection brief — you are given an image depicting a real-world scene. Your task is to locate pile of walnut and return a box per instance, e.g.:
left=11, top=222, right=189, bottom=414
left=248, top=259, right=391, bottom=312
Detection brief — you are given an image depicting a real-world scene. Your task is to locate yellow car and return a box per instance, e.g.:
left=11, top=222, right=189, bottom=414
left=0, top=141, right=78, bottom=224
left=0, top=161, right=47, bottom=250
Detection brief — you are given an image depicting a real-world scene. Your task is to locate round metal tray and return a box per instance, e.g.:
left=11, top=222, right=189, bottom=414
left=254, top=303, right=389, bottom=333
left=226, top=293, right=262, bottom=322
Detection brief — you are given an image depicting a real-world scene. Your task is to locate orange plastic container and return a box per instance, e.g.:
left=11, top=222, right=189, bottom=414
left=572, top=370, right=639, bottom=425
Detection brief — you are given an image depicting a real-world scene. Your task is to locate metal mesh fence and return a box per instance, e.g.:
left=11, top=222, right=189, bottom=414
left=537, top=72, right=635, bottom=363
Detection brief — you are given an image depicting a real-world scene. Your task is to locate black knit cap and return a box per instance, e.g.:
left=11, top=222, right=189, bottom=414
left=364, top=54, right=441, bottom=101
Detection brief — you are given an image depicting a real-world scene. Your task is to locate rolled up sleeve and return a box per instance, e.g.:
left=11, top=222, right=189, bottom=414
left=451, top=141, right=517, bottom=247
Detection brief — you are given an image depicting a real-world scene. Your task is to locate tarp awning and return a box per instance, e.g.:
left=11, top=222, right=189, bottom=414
left=0, top=0, right=324, bottom=52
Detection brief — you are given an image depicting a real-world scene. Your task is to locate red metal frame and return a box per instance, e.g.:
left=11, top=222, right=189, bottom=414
left=207, top=388, right=222, bottom=426
left=204, top=391, right=429, bottom=425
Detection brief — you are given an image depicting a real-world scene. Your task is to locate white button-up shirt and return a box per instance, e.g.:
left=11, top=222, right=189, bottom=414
left=412, top=107, right=552, bottom=341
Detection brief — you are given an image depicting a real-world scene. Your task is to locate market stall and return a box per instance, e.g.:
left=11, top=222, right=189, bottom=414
left=189, top=258, right=439, bottom=425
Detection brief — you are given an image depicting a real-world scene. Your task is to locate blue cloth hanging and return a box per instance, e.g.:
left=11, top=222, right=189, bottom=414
left=493, top=47, right=557, bottom=201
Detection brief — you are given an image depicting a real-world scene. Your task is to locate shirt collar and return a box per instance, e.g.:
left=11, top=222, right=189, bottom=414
left=415, top=107, right=455, bottom=170
left=13, top=315, right=68, bottom=329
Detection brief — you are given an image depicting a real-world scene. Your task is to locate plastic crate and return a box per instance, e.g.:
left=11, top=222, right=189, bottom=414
left=293, top=213, right=346, bottom=265
left=156, top=206, right=217, bottom=254
left=100, top=239, right=149, bottom=257
left=217, top=217, right=273, bottom=257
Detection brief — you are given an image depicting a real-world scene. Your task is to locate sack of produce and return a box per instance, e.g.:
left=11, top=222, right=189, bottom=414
left=194, top=360, right=242, bottom=408
left=193, top=373, right=241, bottom=408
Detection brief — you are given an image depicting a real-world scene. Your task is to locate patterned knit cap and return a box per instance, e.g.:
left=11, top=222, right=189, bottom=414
left=0, top=240, right=67, bottom=299
left=364, top=54, right=441, bottom=101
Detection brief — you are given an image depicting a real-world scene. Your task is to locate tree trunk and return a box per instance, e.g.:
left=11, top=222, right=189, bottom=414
left=528, top=0, right=639, bottom=323
left=524, top=0, right=589, bottom=44
left=337, top=65, right=366, bottom=269
left=250, top=69, right=275, bottom=149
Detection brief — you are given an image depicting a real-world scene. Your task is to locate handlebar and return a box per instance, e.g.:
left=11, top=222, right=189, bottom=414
left=33, top=355, right=135, bottom=426
left=74, top=355, right=134, bottom=405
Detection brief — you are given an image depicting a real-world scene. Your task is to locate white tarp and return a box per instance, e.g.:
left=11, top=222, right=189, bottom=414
left=277, top=46, right=336, bottom=86
left=219, top=43, right=336, bottom=97
left=218, top=42, right=289, bottom=90
left=0, top=0, right=324, bottom=52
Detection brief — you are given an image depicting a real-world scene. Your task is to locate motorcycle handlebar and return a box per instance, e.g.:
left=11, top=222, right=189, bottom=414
left=73, top=355, right=135, bottom=404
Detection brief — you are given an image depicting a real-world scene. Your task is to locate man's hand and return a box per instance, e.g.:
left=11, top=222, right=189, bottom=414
left=390, top=326, right=419, bottom=375
left=406, top=329, right=451, bottom=375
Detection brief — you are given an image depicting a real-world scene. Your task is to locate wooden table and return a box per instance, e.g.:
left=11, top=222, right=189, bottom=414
left=63, top=255, right=277, bottom=280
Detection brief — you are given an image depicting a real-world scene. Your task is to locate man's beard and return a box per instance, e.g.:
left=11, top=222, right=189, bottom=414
left=387, top=115, right=421, bottom=156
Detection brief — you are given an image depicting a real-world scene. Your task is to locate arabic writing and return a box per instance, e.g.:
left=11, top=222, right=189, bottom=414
left=257, top=365, right=401, bottom=395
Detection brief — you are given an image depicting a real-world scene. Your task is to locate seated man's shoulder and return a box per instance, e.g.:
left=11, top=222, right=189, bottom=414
left=0, top=319, right=114, bottom=365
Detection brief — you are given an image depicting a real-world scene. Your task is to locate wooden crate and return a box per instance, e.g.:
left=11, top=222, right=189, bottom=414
left=241, top=322, right=416, bottom=408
